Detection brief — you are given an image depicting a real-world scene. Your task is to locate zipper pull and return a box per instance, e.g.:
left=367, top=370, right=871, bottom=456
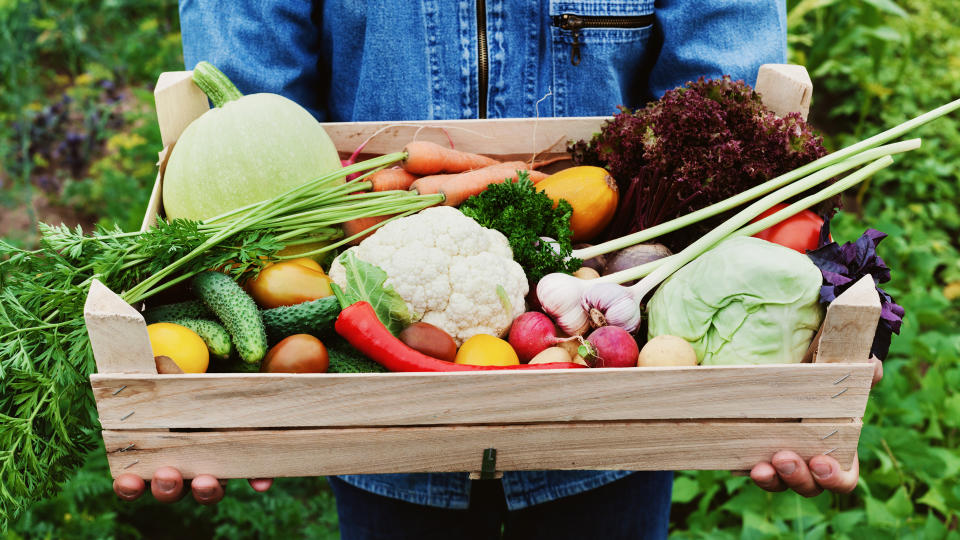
left=555, top=13, right=584, bottom=66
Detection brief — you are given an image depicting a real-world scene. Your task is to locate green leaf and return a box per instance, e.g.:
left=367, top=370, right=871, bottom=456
left=923, top=511, right=948, bottom=540
left=830, top=509, right=865, bottom=535
left=862, top=0, right=909, bottom=18
left=336, top=251, right=414, bottom=335
left=886, top=486, right=914, bottom=518
left=866, top=495, right=899, bottom=528
left=918, top=486, right=949, bottom=516
left=742, top=511, right=782, bottom=536
left=672, top=476, right=699, bottom=504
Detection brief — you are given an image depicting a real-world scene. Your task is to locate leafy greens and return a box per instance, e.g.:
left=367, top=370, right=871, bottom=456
left=333, top=251, right=414, bottom=335
left=459, top=171, right=581, bottom=280
left=806, top=223, right=904, bottom=360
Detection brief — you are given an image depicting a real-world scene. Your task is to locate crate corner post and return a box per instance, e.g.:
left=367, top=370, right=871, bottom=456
left=755, top=64, right=813, bottom=120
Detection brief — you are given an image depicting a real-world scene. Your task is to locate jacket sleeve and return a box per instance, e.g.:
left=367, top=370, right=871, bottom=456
left=647, top=0, right=788, bottom=98
left=179, top=0, right=327, bottom=120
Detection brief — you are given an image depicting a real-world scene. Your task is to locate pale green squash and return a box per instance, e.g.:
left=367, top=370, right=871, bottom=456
left=162, top=62, right=343, bottom=221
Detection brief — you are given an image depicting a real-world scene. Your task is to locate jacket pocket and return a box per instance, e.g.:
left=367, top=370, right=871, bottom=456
left=549, top=1, right=655, bottom=116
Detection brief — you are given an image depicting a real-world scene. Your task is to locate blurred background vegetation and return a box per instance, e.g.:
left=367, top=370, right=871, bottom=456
left=1, top=0, right=958, bottom=538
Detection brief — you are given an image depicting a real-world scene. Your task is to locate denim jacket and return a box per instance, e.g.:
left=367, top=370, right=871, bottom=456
left=180, top=0, right=786, bottom=510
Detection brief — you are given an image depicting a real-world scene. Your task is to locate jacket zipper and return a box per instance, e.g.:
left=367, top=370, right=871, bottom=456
left=476, top=0, right=488, bottom=118
left=552, top=13, right=655, bottom=66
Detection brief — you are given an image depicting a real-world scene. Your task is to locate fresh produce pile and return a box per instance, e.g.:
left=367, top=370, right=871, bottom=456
left=1, top=63, right=959, bottom=526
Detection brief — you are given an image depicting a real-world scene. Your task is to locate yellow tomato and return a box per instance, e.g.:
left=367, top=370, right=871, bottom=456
left=146, top=322, right=209, bottom=373
left=454, top=334, right=519, bottom=366
left=246, top=259, right=333, bottom=309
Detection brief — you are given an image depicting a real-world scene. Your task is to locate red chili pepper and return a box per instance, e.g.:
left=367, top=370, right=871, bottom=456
left=335, top=302, right=586, bottom=372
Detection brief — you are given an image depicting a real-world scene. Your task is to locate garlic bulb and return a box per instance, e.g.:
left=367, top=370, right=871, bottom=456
left=536, top=273, right=590, bottom=335
left=581, top=282, right=643, bottom=332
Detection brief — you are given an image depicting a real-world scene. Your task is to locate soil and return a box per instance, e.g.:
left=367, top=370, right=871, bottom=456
left=0, top=195, right=96, bottom=245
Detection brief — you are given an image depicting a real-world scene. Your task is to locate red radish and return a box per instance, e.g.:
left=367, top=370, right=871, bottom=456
left=582, top=326, right=639, bottom=368
left=508, top=311, right=571, bottom=363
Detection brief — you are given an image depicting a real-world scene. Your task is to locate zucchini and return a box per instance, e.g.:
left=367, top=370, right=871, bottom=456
left=192, top=271, right=267, bottom=366
left=261, top=296, right=341, bottom=345
left=156, top=317, right=233, bottom=361
left=143, top=300, right=212, bottom=324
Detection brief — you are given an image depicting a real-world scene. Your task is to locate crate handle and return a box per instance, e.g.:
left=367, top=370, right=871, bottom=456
left=468, top=448, right=502, bottom=480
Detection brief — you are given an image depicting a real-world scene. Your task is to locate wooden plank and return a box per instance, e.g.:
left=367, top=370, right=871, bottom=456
left=755, top=64, right=813, bottom=120
left=140, top=169, right=163, bottom=231
left=91, top=363, right=874, bottom=429
left=154, top=71, right=209, bottom=148
left=319, top=116, right=606, bottom=159
left=102, top=419, right=862, bottom=479
left=813, top=275, right=881, bottom=364
left=83, top=280, right=157, bottom=375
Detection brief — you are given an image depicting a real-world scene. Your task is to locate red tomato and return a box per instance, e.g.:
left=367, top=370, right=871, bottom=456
left=246, top=259, right=332, bottom=309
left=751, top=203, right=826, bottom=253
left=261, top=334, right=329, bottom=373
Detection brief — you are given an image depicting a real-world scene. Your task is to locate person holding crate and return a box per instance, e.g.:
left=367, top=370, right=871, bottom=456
left=114, top=1, right=884, bottom=538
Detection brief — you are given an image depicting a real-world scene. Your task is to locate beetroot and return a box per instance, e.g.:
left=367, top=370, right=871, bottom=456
left=583, top=326, right=639, bottom=368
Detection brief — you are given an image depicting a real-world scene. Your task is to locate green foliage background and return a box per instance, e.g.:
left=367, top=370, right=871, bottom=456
left=1, top=0, right=959, bottom=538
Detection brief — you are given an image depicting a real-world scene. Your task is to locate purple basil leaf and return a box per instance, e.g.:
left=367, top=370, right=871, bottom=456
left=806, top=228, right=904, bottom=361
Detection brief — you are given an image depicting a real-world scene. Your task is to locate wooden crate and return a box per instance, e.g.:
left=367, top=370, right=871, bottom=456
left=85, top=66, right=879, bottom=480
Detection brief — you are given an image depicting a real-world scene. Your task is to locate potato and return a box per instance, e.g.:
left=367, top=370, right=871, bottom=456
left=399, top=322, right=458, bottom=361
left=528, top=346, right=574, bottom=365
left=637, top=335, right=698, bottom=367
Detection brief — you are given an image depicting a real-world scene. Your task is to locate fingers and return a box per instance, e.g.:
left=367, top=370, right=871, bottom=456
left=151, top=466, right=188, bottom=503
left=750, top=461, right=787, bottom=492
left=249, top=478, right=274, bottom=492
left=191, top=474, right=227, bottom=505
left=870, top=356, right=883, bottom=388
left=770, top=451, right=823, bottom=497
left=114, top=473, right=146, bottom=501
left=808, top=453, right=860, bottom=494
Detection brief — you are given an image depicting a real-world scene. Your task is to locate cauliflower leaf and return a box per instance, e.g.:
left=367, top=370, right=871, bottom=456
left=337, top=251, right=414, bottom=335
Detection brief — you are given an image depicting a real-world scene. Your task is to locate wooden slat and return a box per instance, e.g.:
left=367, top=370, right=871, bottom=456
left=83, top=280, right=156, bottom=375
left=813, top=275, right=881, bottom=364
left=154, top=71, right=209, bottom=148
left=102, top=419, right=862, bottom=479
left=91, top=363, right=874, bottom=429
left=140, top=169, right=163, bottom=231
left=755, top=64, right=813, bottom=120
left=319, top=116, right=606, bottom=159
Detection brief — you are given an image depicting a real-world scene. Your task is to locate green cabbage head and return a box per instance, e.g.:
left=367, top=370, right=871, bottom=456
left=647, top=236, right=824, bottom=365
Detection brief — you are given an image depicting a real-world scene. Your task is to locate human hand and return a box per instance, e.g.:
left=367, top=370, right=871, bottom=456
left=750, top=356, right=882, bottom=496
left=113, top=467, right=273, bottom=505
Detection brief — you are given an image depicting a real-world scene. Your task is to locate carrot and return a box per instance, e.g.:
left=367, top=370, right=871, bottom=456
left=369, top=167, right=419, bottom=191
left=402, top=141, right=499, bottom=175
left=528, top=170, right=549, bottom=183
left=341, top=214, right=395, bottom=245
left=410, top=161, right=530, bottom=207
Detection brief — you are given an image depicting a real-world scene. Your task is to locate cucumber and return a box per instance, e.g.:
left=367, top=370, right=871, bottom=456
left=143, top=300, right=212, bottom=324
left=192, top=271, right=267, bottom=366
left=326, top=335, right=388, bottom=373
left=261, top=296, right=341, bottom=345
left=157, top=317, right=233, bottom=361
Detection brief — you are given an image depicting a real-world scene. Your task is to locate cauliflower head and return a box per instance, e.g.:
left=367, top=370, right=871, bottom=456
left=329, top=206, right=528, bottom=344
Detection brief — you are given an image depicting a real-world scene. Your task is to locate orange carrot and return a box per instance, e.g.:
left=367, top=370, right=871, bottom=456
left=341, top=214, right=395, bottom=245
left=528, top=170, right=549, bottom=183
left=369, top=167, right=419, bottom=191
left=402, top=141, right=499, bottom=175
left=410, top=161, right=530, bottom=206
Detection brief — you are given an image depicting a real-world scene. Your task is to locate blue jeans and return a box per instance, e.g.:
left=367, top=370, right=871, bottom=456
left=328, top=472, right=673, bottom=540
